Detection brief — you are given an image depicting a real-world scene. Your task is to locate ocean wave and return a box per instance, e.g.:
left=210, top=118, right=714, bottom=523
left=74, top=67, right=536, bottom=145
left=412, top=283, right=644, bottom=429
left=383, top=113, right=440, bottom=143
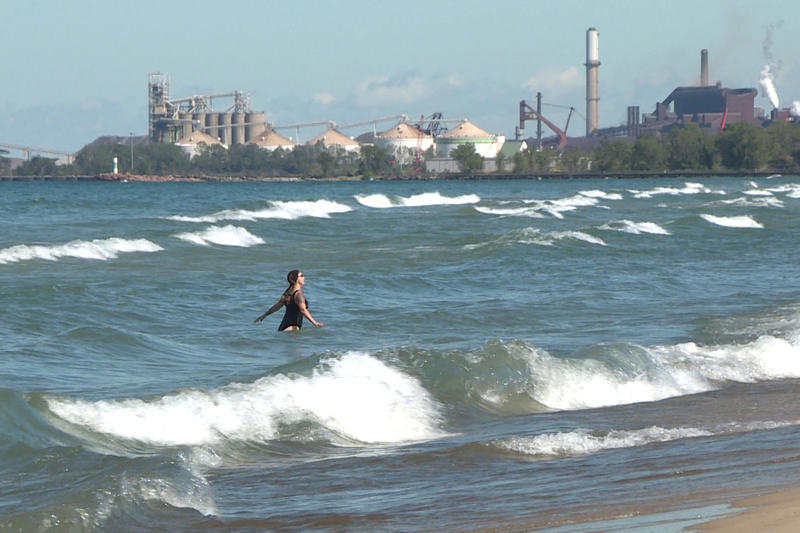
left=579, top=189, right=624, bottom=200
left=45, top=352, right=445, bottom=448
left=700, top=214, right=763, bottom=228
left=630, top=181, right=725, bottom=199
left=711, top=196, right=784, bottom=208
left=476, top=194, right=600, bottom=219
left=168, top=199, right=352, bottom=223
left=598, top=220, right=671, bottom=235
left=0, top=238, right=163, bottom=265
left=354, top=192, right=480, bottom=208
left=173, top=225, right=264, bottom=247
left=493, top=420, right=797, bottom=459
left=464, top=227, right=606, bottom=249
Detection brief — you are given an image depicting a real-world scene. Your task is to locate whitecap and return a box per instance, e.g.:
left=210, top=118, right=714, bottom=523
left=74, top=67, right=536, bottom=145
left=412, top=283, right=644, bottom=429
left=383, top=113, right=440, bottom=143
left=173, top=225, right=264, bottom=247
left=700, top=214, right=763, bottom=228
left=46, top=352, right=445, bottom=447
left=598, top=220, right=671, bottom=235
left=0, top=238, right=163, bottom=265
left=168, top=199, right=352, bottom=223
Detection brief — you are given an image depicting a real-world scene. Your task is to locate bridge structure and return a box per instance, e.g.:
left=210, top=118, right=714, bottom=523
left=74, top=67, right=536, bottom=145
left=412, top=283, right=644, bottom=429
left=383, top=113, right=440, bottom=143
left=0, top=143, right=75, bottom=164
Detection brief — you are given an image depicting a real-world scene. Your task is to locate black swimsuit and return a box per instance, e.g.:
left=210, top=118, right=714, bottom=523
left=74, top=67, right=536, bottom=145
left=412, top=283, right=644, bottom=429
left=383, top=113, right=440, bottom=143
left=278, top=290, right=307, bottom=331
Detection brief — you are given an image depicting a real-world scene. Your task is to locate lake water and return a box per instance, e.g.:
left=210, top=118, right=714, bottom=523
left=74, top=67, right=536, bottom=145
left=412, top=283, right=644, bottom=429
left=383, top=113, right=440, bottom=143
left=2, top=175, right=800, bottom=531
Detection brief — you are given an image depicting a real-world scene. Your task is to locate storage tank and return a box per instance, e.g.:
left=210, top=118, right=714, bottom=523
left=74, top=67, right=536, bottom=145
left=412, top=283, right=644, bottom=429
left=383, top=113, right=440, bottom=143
left=218, top=113, right=232, bottom=146
left=436, top=120, right=503, bottom=158
left=375, top=122, right=433, bottom=163
left=179, top=111, right=194, bottom=138
left=245, top=112, right=266, bottom=142
left=205, top=113, right=219, bottom=141
left=232, top=112, right=246, bottom=145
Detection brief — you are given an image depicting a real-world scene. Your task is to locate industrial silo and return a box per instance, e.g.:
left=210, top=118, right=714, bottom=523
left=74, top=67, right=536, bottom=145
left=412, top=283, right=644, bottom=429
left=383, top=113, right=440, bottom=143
left=193, top=111, right=206, bottom=136
left=245, top=112, right=266, bottom=142
left=205, top=113, right=219, bottom=141
left=179, top=111, right=194, bottom=138
left=375, top=122, right=433, bottom=163
left=232, top=112, right=246, bottom=145
left=436, top=120, right=503, bottom=158
left=218, top=112, right=232, bottom=146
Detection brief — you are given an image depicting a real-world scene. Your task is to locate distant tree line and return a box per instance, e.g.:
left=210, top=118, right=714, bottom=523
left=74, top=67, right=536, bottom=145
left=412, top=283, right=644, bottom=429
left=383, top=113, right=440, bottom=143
left=5, top=121, right=800, bottom=178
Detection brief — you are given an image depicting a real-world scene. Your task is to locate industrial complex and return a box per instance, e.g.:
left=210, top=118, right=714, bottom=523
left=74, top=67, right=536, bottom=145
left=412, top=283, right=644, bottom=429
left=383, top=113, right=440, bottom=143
left=3, top=27, right=797, bottom=170
left=144, top=26, right=795, bottom=166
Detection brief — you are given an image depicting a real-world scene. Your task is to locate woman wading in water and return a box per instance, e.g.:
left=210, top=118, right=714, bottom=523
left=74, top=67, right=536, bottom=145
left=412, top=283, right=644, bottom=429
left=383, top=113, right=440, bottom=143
left=254, top=270, right=323, bottom=331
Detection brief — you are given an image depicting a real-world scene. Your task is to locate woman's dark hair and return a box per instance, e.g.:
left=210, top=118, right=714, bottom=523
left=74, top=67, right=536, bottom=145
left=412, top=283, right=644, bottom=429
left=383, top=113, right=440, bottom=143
left=286, top=269, right=300, bottom=285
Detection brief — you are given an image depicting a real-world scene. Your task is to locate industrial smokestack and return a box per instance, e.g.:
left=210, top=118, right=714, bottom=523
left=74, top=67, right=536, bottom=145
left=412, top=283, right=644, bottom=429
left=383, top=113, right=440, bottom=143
left=585, top=27, right=600, bottom=136
left=701, top=49, right=709, bottom=86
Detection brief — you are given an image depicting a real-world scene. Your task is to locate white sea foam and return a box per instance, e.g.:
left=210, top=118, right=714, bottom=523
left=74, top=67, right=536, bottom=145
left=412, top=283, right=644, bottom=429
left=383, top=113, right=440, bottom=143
left=168, top=199, right=352, bottom=223
left=174, top=225, right=264, bottom=247
left=743, top=189, right=774, bottom=197
left=497, top=426, right=711, bottom=458
left=520, top=328, right=800, bottom=412
left=355, top=192, right=479, bottom=208
left=46, top=352, right=444, bottom=447
left=465, top=227, right=606, bottom=249
left=0, top=238, right=163, bottom=265
left=713, top=196, right=784, bottom=208
left=476, top=194, right=599, bottom=219
left=496, top=420, right=799, bottom=459
left=700, top=214, right=763, bottom=228
left=598, top=220, right=671, bottom=235
left=579, top=189, right=623, bottom=200
left=473, top=206, right=545, bottom=218
left=630, top=181, right=724, bottom=199
left=354, top=193, right=395, bottom=208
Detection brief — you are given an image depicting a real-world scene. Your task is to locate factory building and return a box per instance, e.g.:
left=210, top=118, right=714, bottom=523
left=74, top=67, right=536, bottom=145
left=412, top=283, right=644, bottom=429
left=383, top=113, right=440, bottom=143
left=250, top=129, right=295, bottom=151
left=640, top=49, right=759, bottom=133
left=148, top=73, right=266, bottom=146
left=307, top=128, right=360, bottom=153
left=374, top=122, right=433, bottom=163
left=175, top=131, right=225, bottom=158
left=436, top=120, right=505, bottom=158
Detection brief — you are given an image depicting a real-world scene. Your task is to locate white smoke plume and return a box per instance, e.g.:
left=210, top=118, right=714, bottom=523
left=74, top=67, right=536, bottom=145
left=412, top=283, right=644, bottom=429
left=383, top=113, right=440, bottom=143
left=760, top=64, right=780, bottom=110
left=792, top=101, right=800, bottom=117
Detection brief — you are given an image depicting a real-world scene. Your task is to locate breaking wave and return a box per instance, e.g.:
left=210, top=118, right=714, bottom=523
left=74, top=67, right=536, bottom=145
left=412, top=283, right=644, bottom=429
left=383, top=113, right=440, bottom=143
left=168, top=199, right=352, bottom=223
left=173, top=225, right=264, bottom=247
left=354, top=192, right=480, bottom=208
left=0, top=238, right=163, bottom=265
left=700, top=214, right=763, bottom=228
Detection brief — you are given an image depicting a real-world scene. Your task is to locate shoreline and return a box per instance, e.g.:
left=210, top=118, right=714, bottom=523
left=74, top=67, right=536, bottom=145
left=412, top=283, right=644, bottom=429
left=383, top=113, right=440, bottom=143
left=0, top=169, right=792, bottom=183
left=690, top=486, right=800, bottom=532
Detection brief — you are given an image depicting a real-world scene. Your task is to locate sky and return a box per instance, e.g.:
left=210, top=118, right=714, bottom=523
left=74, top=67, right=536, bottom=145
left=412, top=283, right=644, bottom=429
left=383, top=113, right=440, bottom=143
left=1, top=0, right=798, bottom=154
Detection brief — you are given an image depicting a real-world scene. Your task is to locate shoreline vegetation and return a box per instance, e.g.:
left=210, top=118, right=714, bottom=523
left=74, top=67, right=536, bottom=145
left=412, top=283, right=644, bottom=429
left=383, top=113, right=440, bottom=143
left=0, top=169, right=791, bottom=182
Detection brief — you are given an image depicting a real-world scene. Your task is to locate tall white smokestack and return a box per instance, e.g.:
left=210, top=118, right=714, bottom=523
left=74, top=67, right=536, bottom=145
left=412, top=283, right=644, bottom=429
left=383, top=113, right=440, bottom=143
left=585, top=27, right=600, bottom=136
left=701, top=49, right=709, bottom=86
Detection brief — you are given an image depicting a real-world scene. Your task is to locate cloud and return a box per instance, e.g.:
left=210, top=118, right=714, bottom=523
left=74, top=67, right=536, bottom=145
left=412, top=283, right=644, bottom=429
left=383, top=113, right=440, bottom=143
left=353, top=72, right=462, bottom=107
left=523, top=66, right=582, bottom=94
left=312, top=92, right=335, bottom=105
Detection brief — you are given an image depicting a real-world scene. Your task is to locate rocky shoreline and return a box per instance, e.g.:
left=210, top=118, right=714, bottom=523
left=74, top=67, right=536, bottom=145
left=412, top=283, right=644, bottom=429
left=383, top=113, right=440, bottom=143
left=0, top=169, right=792, bottom=182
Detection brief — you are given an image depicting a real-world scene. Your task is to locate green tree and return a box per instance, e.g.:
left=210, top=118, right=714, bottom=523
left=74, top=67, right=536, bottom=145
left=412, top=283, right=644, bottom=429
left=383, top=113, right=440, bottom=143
left=359, top=145, right=393, bottom=177
left=15, top=156, right=59, bottom=176
left=512, top=150, right=531, bottom=174
left=592, top=140, right=632, bottom=171
left=664, top=124, right=715, bottom=169
left=72, top=142, right=127, bottom=174
left=450, top=143, right=483, bottom=173
left=316, top=150, right=335, bottom=177
left=630, top=134, right=666, bottom=170
left=716, top=122, right=769, bottom=169
left=765, top=121, right=800, bottom=169
left=495, top=150, right=507, bottom=173
left=561, top=147, right=586, bottom=173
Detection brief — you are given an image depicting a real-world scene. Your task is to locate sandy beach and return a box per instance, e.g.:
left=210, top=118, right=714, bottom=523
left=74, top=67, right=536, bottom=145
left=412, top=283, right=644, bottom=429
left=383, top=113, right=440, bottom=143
left=692, top=487, right=800, bottom=532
